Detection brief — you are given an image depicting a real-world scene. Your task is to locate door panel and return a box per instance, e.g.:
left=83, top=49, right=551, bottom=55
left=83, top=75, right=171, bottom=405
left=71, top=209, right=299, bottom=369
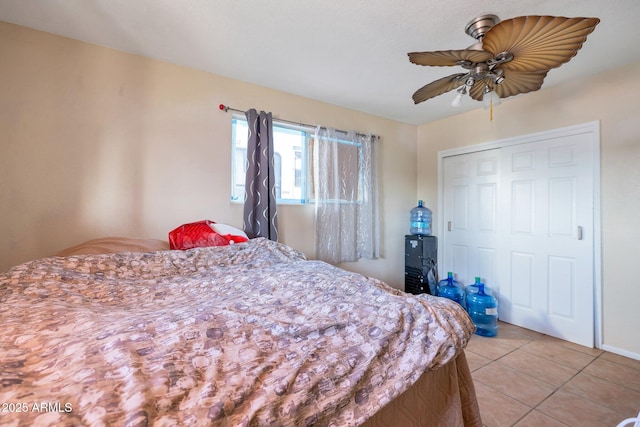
left=510, top=252, right=534, bottom=308
left=549, top=178, right=575, bottom=237
left=500, top=135, right=594, bottom=347
left=452, top=186, right=469, bottom=230
left=478, top=184, right=497, bottom=231
left=477, top=247, right=497, bottom=283
left=548, top=256, right=575, bottom=318
left=511, top=180, right=534, bottom=235
left=443, top=149, right=501, bottom=288
left=451, top=244, right=468, bottom=281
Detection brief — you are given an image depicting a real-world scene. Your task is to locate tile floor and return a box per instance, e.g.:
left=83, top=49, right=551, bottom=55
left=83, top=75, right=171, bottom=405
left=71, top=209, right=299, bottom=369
left=466, top=322, right=640, bottom=427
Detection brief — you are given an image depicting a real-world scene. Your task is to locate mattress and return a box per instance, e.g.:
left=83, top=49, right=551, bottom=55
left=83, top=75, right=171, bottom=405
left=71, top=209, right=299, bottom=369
left=0, top=237, right=481, bottom=426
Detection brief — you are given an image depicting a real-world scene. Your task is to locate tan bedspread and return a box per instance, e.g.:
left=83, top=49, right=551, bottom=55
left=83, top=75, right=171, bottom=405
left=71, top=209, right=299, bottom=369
left=0, top=238, right=475, bottom=426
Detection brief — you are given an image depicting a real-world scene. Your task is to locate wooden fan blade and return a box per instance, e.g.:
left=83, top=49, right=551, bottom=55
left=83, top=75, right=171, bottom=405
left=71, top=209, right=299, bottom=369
left=496, top=69, right=548, bottom=98
left=482, top=16, right=600, bottom=72
left=468, top=69, right=549, bottom=101
left=412, top=73, right=467, bottom=104
left=408, top=50, right=493, bottom=66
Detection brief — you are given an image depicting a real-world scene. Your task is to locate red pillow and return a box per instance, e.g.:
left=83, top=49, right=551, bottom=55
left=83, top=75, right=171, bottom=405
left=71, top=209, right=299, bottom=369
left=168, top=220, right=248, bottom=250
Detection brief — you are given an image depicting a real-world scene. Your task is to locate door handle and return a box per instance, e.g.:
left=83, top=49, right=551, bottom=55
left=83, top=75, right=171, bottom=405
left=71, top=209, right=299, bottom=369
left=448, top=221, right=452, bottom=232
left=577, top=226, right=583, bottom=240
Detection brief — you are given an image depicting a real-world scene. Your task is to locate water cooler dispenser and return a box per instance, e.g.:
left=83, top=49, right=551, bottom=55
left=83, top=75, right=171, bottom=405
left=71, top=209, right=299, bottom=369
left=404, top=234, right=437, bottom=295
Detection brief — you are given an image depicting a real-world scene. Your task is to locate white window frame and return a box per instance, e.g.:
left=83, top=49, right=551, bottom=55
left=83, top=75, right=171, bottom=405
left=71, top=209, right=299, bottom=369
left=231, top=116, right=311, bottom=205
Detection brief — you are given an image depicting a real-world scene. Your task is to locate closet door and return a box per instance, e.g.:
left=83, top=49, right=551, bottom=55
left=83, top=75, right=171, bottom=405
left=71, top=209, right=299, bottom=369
left=442, top=149, right=501, bottom=288
left=499, top=134, right=595, bottom=347
left=441, top=126, right=597, bottom=347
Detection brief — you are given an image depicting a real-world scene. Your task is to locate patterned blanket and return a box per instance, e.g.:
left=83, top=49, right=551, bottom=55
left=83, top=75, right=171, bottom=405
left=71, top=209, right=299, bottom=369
left=0, top=238, right=474, bottom=426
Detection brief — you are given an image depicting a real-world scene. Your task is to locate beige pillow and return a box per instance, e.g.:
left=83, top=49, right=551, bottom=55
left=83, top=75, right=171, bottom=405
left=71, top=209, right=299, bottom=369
left=56, top=237, right=170, bottom=256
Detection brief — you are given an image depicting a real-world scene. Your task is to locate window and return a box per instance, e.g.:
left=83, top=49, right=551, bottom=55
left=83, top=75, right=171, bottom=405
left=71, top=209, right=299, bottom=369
left=231, top=116, right=364, bottom=205
left=231, top=116, right=310, bottom=204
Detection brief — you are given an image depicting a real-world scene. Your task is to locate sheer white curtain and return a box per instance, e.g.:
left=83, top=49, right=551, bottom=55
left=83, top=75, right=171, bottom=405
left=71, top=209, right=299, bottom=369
left=313, top=127, right=379, bottom=264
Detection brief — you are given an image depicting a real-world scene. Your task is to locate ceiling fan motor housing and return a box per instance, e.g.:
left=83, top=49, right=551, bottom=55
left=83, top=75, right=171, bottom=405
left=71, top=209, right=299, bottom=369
left=464, top=14, right=500, bottom=40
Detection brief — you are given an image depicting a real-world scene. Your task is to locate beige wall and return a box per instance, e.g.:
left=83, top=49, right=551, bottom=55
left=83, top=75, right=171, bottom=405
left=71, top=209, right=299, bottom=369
left=417, top=61, right=640, bottom=356
left=0, top=22, right=417, bottom=288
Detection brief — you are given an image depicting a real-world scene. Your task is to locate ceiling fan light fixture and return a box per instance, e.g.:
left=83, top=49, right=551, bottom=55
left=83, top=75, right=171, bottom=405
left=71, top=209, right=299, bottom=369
left=452, top=86, right=467, bottom=107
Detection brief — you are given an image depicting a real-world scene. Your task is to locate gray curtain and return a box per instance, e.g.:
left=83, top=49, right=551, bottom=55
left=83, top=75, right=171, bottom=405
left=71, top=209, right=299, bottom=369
left=243, top=109, right=278, bottom=241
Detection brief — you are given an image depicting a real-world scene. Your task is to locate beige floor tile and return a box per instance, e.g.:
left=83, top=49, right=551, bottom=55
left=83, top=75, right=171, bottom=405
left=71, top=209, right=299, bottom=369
left=512, top=410, right=569, bottom=427
left=473, top=380, right=531, bottom=427
left=600, top=352, right=640, bottom=371
left=584, top=358, right=640, bottom=393
left=465, top=350, right=493, bottom=372
left=537, top=389, right=627, bottom=427
left=498, top=349, right=578, bottom=387
left=538, top=335, right=603, bottom=357
left=467, top=335, right=518, bottom=360
left=484, top=336, right=532, bottom=353
left=563, top=372, right=640, bottom=415
left=473, top=361, right=557, bottom=407
left=497, top=322, right=544, bottom=341
left=520, top=340, right=596, bottom=371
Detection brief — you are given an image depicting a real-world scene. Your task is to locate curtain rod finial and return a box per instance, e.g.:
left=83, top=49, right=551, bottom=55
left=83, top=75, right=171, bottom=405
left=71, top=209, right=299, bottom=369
left=219, top=104, right=228, bottom=112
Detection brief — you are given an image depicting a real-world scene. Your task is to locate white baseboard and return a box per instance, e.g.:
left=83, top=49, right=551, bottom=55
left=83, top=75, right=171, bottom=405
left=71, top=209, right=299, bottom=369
left=601, top=344, right=640, bottom=361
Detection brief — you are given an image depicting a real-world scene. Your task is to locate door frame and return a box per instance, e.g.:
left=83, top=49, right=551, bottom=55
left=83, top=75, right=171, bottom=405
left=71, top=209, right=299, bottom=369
left=437, top=121, right=602, bottom=348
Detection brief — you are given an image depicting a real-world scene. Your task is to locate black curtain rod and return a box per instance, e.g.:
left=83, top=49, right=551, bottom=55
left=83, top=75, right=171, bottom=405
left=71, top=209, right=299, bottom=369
left=218, top=104, right=379, bottom=140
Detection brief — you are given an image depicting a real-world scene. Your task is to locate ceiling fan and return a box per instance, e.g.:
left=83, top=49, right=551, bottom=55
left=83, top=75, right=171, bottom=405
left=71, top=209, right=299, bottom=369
left=408, top=14, right=600, bottom=109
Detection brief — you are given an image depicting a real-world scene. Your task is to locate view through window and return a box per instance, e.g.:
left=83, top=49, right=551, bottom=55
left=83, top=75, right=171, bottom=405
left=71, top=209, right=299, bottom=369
left=231, top=116, right=362, bottom=205
left=231, top=116, right=309, bottom=204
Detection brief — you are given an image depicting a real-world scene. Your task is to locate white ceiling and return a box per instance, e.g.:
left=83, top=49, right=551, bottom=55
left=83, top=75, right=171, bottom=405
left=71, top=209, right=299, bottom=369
left=1, top=0, right=638, bottom=125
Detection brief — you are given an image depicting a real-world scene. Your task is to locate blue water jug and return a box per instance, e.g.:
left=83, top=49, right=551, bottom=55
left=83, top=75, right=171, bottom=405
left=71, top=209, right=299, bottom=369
left=466, top=279, right=498, bottom=337
left=410, top=200, right=432, bottom=235
left=438, top=272, right=465, bottom=307
left=465, top=276, right=493, bottom=300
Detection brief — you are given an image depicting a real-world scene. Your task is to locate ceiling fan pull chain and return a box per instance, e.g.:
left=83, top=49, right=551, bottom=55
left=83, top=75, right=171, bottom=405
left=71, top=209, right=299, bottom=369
left=490, top=100, right=493, bottom=122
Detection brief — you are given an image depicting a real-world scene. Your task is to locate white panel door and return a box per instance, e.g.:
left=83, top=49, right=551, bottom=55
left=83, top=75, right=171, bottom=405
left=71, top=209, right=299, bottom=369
left=441, top=126, right=597, bottom=347
left=442, top=149, right=501, bottom=288
left=499, top=134, right=595, bottom=347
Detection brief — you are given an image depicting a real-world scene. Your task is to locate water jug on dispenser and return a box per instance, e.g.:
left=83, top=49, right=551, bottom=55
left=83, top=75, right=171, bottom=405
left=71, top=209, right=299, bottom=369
left=437, top=272, right=465, bottom=307
left=466, top=278, right=499, bottom=337
left=410, top=200, right=432, bottom=235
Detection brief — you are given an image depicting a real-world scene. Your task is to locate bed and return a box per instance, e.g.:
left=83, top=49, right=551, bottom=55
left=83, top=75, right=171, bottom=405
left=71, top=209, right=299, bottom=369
left=0, top=237, right=482, bottom=426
